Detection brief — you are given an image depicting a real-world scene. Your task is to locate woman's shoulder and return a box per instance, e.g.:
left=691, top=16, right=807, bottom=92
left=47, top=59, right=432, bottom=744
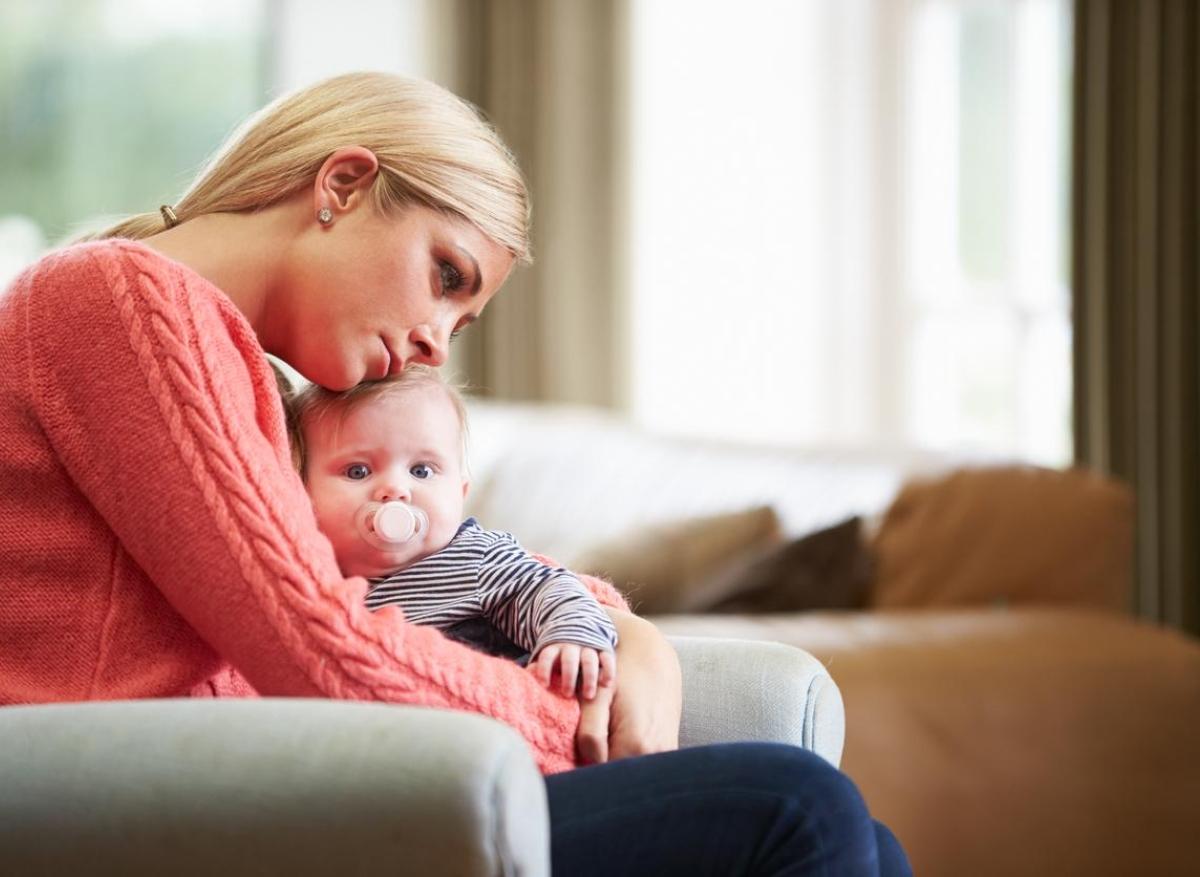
left=28, top=238, right=186, bottom=293
left=18, top=237, right=263, bottom=390
left=21, top=238, right=240, bottom=333
left=19, top=234, right=286, bottom=467
left=3, top=239, right=161, bottom=333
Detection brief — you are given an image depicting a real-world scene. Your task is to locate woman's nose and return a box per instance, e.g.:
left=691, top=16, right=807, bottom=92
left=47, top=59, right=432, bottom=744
left=408, top=324, right=448, bottom=368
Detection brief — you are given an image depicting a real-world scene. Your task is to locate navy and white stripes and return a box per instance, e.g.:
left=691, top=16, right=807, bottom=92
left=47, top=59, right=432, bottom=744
left=365, top=518, right=618, bottom=656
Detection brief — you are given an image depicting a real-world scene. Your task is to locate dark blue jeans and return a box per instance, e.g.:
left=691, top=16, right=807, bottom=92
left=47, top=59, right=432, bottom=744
left=546, top=743, right=911, bottom=876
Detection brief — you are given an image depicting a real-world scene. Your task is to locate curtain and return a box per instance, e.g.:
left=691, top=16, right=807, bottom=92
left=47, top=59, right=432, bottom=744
left=1071, top=0, right=1199, bottom=633
left=451, top=0, right=628, bottom=408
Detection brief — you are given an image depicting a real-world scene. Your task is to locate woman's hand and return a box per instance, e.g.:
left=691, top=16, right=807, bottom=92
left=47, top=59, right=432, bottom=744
left=576, top=680, right=616, bottom=765
left=576, top=608, right=681, bottom=762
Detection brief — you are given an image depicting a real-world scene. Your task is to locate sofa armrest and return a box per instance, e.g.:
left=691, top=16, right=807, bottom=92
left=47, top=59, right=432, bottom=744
left=669, top=635, right=845, bottom=766
left=0, top=699, right=549, bottom=876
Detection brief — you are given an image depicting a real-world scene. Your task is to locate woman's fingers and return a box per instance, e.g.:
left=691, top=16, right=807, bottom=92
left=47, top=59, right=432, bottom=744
left=575, top=681, right=614, bottom=765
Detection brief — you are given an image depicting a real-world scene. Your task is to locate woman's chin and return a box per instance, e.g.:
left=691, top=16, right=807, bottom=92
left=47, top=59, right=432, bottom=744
left=305, top=353, right=365, bottom=392
left=334, top=368, right=364, bottom=392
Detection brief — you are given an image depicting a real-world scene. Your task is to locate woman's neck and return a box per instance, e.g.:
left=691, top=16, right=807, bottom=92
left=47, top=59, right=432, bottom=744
left=139, top=200, right=302, bottom=339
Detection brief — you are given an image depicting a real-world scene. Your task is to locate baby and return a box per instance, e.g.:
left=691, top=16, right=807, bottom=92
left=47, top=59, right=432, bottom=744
left=282, top=364, right=617, bottom=700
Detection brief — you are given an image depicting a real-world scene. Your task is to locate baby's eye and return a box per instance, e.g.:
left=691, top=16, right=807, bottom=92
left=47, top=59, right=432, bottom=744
left=410, top=463, right=434, bottom=480
left=344, top=463, right=371, bottom=481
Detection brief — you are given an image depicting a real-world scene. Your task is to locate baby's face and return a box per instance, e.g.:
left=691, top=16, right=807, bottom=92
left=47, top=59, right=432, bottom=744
left=303, top=384, right=468, bottom=578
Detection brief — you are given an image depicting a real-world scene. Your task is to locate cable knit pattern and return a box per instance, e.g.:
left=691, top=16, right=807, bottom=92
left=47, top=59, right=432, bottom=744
left=0, top=239, right=627, bottom=774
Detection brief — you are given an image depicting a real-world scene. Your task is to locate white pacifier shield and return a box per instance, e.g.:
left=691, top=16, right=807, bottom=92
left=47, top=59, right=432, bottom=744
left=375, top=503, right=418, bottom=542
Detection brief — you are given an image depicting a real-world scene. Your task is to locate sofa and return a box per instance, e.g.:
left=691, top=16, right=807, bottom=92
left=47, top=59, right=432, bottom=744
left=0, top=635, right=843, bottom=875
left=464, top=400, right=1200, bottom=877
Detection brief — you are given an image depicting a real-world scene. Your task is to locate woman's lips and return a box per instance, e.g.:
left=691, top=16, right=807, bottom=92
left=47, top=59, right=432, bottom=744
left=383, top=339, right=404, bottom=375
left=371, top=342, right=390, bottom=380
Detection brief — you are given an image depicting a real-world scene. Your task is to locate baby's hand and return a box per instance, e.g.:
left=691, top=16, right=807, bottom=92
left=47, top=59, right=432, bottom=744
left=530, top=643, right=617, bottom=699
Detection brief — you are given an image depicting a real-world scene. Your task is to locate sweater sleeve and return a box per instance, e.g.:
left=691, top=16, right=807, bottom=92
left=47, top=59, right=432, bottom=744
left=24, top=242, right=581, bottom=772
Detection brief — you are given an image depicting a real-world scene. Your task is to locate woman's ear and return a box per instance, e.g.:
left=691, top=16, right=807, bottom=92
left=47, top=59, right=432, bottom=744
left=312, top=146, right=379, bottom=220
left=462, top=479, right=471, bottom=500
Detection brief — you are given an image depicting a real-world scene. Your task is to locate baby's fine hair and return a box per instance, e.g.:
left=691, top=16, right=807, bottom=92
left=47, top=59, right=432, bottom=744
left=276, top=364, right=469, bottom=482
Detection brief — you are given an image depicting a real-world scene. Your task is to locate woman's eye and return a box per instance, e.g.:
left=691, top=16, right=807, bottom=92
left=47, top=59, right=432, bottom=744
left=440, top=261, right=465, bottom=294
left=450, top=316, right=476, bottom=344
left=410, top=463, right=433, bottom=480
left=344, top=463, right=370, bottom=480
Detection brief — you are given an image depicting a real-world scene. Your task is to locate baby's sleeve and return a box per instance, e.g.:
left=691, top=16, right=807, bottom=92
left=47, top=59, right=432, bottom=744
left=477, top=534, right=619, bottom=656
left=530, top=553, right=630, bottom=613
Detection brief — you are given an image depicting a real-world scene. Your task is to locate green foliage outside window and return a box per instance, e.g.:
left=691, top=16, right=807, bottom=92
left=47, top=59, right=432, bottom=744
left=0, top=0, right=265, bottom=246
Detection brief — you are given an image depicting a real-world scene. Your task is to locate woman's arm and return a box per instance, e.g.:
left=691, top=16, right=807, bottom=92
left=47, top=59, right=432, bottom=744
left=26, top=243, right=582, bottom=773
left=577, top=608, right=682, bottom=763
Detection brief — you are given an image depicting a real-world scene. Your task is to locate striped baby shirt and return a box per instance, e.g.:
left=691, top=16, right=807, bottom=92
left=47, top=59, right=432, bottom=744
left=365, top=518, right=619, bottom=658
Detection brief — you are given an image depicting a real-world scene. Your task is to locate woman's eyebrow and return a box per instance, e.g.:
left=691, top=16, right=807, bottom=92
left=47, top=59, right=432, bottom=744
left=453, top=245, right=483, bottom=296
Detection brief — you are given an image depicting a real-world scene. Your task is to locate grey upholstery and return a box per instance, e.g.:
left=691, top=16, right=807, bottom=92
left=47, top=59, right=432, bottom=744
left=0, top=699, right=550, bottom=876
left=0, top=637, right=843, bottom=875
left=674, top=635, right=844, bottom=766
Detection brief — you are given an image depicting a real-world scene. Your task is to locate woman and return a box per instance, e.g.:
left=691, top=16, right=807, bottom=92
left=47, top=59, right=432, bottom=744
left=0, top=72, right=910, bottom=875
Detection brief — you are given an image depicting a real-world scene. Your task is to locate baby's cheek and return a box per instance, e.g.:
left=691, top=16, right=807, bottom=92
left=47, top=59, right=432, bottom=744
left=309, top=504, right=334, bottom=538
left=429, top=520, right=459, bottom=551
left=308, top=486, right=344, bottom=529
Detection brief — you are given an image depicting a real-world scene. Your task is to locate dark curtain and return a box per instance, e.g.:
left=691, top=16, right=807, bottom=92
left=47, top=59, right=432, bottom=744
left=452, top=0, right=626, bottom=407
left=1072, top=0, right=1199, bottom=633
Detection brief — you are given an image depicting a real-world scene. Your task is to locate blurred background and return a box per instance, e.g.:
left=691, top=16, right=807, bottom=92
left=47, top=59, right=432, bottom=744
left=3, top=6, right=1197, bottom=871
left=1, top=0, right=1193, bottom=632
left=0, top=0, right=1072, bottom=464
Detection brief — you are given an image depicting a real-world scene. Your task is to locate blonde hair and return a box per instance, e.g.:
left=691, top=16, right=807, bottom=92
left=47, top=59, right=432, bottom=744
left=283, top=365, right=469, bottom=482
left=86, top=72, right=531, bottom=261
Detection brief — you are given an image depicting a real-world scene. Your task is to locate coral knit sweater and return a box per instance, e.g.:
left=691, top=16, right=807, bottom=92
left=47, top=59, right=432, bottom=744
left=0, top=239, right=626, bottom=774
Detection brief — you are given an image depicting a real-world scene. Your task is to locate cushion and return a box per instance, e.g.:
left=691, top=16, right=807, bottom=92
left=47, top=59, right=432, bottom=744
left=700, top=517, right=874, bottom=614
left=870, top=465, right=1134, bottom=610
left=571, top=506, right=782, bottom=614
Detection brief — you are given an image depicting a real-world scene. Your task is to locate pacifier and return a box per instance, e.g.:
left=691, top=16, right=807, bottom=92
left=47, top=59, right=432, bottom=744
left=357, top=501, right=428, bottom=550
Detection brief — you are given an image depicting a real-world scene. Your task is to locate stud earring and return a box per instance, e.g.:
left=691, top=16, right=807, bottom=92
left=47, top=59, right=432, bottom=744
left=317, top=207, right=333, bottom=225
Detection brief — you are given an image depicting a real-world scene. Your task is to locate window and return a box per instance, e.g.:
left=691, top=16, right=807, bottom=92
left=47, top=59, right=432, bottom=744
left=627, top=0, right=1073, bottom=465
left=0, top=0, right=267, bottom=284
left=0, top=0, right=462, bottom=292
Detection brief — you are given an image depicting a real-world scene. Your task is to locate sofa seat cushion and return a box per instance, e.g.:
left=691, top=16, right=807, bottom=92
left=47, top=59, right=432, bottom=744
left=648, top=608, right=1200, bottom=877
